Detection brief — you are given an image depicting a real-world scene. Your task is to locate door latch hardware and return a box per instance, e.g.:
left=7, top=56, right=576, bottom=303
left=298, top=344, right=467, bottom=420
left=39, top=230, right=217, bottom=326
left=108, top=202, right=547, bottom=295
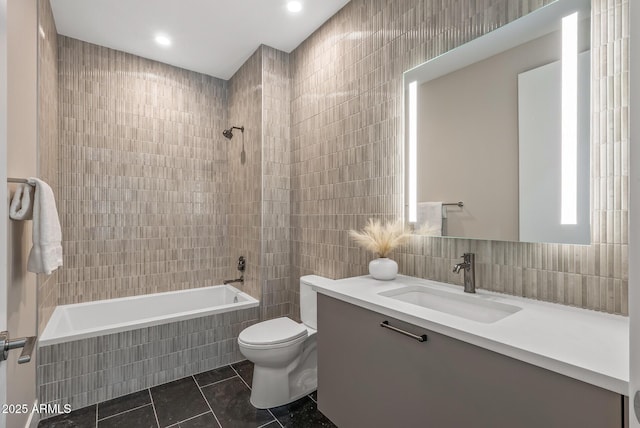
left=0, top=331, right=36, bottom=364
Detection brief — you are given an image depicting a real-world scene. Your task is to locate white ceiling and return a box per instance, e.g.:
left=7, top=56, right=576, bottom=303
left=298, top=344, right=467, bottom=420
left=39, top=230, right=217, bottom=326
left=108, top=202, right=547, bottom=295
left=50, top=0, right=350, bottom=80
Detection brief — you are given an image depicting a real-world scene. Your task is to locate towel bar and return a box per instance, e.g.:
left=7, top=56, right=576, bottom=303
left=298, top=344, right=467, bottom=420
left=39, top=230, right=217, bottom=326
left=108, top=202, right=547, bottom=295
left=7, top=178, right=34, bottom=186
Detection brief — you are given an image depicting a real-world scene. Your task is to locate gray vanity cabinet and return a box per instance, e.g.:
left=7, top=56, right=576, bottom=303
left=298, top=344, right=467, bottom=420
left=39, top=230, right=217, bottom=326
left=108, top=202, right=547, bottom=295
left=317, top=294, right=624, bottom=428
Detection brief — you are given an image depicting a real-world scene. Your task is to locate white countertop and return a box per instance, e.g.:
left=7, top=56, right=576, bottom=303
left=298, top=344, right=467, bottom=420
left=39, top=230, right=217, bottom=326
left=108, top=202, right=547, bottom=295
left=305, top=274, right=629, bottom=395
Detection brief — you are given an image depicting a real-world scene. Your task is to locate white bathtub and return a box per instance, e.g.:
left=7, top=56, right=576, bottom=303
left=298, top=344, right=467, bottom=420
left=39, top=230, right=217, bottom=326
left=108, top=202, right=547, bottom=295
left=39, top=284, right=259, bottom=346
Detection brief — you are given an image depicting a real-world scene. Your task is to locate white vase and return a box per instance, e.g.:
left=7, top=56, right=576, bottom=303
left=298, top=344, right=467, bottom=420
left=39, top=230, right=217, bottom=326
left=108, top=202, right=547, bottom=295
left=369, top=258, right=398, bottom=281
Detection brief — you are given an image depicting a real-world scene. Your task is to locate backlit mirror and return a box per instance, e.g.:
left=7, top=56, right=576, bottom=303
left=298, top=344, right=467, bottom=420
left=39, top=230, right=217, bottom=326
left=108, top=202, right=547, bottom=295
left=404, top=0, right=591, bottom=244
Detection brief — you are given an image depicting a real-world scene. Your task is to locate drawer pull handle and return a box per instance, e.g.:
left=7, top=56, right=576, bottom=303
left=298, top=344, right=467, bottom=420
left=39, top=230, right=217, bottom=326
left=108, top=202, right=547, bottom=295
left=380, top=321, right=427, bottom=342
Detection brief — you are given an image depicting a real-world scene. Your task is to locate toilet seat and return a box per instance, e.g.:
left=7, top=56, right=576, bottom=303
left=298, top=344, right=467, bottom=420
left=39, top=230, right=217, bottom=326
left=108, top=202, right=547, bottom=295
left=238, top=317, right=307, bottom=348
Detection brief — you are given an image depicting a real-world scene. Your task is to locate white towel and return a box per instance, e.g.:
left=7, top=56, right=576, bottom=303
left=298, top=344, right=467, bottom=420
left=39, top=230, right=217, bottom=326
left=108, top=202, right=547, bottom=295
left=9, top=184, right=34, bottom=220
left=26, top=178, right=63, bottom=274
left=416, top=202, right=443, bottom=237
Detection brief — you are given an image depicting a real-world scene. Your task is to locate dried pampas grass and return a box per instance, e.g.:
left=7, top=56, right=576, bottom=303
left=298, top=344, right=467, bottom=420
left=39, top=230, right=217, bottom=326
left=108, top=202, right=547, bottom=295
left=349, top=218, right=411, bottom=258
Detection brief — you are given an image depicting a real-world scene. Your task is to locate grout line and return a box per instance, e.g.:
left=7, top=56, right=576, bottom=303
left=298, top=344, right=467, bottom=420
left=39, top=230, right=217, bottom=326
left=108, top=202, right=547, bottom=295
left=257, top=419, right=279, bottom=428
left=148, top=388, right=162, bottom=428
left=308, top=393, right=317, bottom=404
left=95, top=404, right=98, bottom=428
left=97, top=403, right=152, bottom=422
left=193, top=375, right=224, bottom=428
left=165, top=411, right=211, bottom=428
left=195, top=374, right=237, bottom=389
left=267, top=409, right=285, bottom=428
left=229, top=365, right=251, bottom=390
left=230, top=365, right=283, bottom=428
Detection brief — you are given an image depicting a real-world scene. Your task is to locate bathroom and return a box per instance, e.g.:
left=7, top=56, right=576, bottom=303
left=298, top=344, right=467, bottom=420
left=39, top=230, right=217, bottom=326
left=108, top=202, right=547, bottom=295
left=0, top=0, right=639, bottom=427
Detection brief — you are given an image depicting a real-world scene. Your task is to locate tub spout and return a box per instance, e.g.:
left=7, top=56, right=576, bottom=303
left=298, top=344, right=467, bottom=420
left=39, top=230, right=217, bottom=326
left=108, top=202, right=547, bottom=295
left=223, top=275, right=244, bottom=285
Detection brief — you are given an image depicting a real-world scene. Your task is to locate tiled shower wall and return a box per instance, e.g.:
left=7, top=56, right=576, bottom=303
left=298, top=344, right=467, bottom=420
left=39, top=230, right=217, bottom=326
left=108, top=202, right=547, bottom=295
left=261, top=46, right=292, bottom=320
left=38, top=37, right=291, bottom=413
left=56, top=36, right=230, bottom=305
left=228, top=48, right=263, bottom=302
left=40, top=38, right=267, bottom=411
left=228, top=45, right=292, bottom=319
left=37, top=0, right=59, bottom=332
left=290, top=0, right=629, bottom=315
left=43, top=34, right=293, bottom=327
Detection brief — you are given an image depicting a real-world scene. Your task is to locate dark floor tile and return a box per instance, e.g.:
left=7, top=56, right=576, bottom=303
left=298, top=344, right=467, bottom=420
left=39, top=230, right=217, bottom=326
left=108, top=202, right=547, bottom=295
left=231, top=360, right=254, bottom=387
left=270, top=396, right=336, bottom=428
left=308, top=391, right=317, bottom=402
left=178, top=412, right=220, bottom=428
left=38, top=405, right=96, bottom=428
left=97, top=404, right=157, bottom=428
left=257, top=422, right=280, bottom=428
left=150, top=377, right=210, bottom=428
left=98, top=389, right=151, bottom=420
left=194, top=365, right=236, bottom=387
left=201, top=377, right=274, bottom=428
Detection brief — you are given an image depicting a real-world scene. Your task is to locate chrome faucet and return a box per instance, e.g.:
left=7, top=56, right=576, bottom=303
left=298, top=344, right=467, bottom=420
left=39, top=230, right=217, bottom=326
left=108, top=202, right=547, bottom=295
left=224, top=256, right=246, bottom=285
left=453, top=253, right=476, bottom=293
left=223, top=276, right=244, bottom=285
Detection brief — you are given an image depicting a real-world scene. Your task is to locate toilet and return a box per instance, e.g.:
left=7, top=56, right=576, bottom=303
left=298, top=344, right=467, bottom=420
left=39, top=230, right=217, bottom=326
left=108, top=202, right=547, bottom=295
left=238, top=278, right=317, bottom=409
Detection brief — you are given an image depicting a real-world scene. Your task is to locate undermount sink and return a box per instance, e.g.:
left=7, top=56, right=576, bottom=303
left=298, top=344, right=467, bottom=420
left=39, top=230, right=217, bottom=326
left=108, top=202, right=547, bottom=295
left=378, top=285, right=522, bottom=323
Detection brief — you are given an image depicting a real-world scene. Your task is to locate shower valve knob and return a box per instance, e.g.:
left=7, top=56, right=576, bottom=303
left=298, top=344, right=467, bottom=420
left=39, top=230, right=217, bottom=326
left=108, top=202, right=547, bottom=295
left=238, top=256, right=246, bottom=272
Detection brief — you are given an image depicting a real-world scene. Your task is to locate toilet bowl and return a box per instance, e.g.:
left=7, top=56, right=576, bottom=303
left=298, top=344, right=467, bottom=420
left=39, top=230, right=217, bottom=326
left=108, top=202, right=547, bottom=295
left=238, top=279, right=317, bottom=409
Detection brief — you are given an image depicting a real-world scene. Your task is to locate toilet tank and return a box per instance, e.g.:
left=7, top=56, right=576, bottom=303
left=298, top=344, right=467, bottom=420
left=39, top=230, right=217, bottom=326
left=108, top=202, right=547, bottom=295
left=300, top=278, right=317, bottom=330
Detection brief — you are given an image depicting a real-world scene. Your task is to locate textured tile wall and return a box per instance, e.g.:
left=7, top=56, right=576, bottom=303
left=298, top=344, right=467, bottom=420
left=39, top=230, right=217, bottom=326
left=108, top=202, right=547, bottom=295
left=37, top=43, right=292, bottom=416
left=290, top=0, right=629, bottom=315
left=56, top=36, right=230, bottom=304
left=228, top=45, right=293, bottom=320
left=55, top=37, right=292, bottom=318
left=37, top=0, right=59, bottom=333
left=228, top=48, right=263, bottom=302
left=261, top=46, right=292, bottom=321
left=37, top=307, right=259, bottom=416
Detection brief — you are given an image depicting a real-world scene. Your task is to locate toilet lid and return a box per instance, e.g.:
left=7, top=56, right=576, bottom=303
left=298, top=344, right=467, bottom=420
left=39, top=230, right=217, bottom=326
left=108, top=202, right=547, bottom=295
left=239, top=317, right=307, bottom=346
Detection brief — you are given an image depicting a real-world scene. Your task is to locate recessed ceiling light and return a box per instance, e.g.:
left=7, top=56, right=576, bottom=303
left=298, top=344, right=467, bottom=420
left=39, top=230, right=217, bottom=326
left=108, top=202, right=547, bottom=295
left=287, top=1, right=302, bottom=13
left=155, top=34, right=172, bottom=47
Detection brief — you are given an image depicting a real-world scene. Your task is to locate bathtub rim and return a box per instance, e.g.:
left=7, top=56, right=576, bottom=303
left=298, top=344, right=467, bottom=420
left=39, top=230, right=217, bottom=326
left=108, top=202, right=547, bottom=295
left=38, top=284, right=259, bottom=347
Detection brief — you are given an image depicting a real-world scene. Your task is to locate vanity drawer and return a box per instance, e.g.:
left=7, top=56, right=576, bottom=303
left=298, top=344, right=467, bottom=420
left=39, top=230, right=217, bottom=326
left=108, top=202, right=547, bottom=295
left=317, top=294, right=623, bottom=428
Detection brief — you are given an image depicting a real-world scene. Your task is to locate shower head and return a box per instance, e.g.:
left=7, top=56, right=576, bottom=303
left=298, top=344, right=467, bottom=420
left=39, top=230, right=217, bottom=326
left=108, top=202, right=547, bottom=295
left=223, top=126, right=244, bottom=139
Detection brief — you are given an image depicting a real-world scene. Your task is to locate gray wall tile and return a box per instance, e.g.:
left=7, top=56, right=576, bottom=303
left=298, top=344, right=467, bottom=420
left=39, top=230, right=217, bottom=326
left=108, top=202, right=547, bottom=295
left=56, top=35, right=230, bottom=304
left=36, top=307, right=259, bottom=415
left=290, top=0, right=629, bottom=315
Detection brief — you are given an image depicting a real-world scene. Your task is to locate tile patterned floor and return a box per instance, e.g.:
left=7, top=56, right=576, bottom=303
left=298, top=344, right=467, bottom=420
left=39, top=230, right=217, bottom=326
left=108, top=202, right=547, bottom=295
left=38, top=361, right=336, bottom=428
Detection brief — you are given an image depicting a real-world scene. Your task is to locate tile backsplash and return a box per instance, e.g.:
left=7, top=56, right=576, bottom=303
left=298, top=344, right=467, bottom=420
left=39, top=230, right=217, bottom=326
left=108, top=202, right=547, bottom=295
left=290, top=0, right=628, bottom=315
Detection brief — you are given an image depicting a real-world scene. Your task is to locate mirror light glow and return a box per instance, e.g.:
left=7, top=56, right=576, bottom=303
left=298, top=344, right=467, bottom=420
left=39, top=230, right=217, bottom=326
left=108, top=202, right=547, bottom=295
left=408, top=81, right=418, bottom=222
left=561, top=12, right=578, bottom=225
